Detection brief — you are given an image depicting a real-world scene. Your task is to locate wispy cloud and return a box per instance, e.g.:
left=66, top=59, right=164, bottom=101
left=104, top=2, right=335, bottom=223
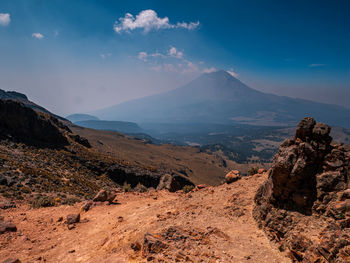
left=0, top=13, right=10, bottom=26
left=114, top=9, right=199, bottom=34
left=203, top=67, right=217, bottom=73
left=100, top=53, right=112, bottom=59
left=32, top=33, right=44, bottom=39
left=227, top=69, right=239, bottom=78
left=138, top=46, right=210, bottom=75
left=308, top=63, right=326, bottom=67
left=168, top=47, right=183, bottom=58
left=54, top=30, right=59, bottom=37
left=137, top=47, right=184, bottom=62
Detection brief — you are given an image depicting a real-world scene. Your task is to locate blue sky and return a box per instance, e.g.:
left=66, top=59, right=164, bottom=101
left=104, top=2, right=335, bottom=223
left=0, top=0, right=349, bottom=115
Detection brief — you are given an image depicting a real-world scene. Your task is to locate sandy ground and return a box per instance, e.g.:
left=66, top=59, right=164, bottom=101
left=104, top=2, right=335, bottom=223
left=0, top=174, right=290, bottom=263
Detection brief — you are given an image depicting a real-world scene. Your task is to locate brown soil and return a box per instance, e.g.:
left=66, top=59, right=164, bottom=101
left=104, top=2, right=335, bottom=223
left=0, top=174, right=290, bottom=263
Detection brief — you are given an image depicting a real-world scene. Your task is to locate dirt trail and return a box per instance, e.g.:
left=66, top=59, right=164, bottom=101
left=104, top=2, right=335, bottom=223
left=0, top=174, right=290, bottom=263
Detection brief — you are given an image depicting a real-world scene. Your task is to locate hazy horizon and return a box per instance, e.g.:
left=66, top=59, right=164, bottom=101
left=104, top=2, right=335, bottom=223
left=0, top=0, right=349, bottom=116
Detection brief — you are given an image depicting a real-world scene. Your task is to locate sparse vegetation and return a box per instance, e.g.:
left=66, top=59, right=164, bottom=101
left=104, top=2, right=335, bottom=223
left=135, top=183, right=148, bottom=193
left=122, top=182, right=132, bottom=192
left=31, top=196, right=55, bottom=208
left=247, top=167, right=259, bottom=176
left=182, top=185, right=194, bottom=193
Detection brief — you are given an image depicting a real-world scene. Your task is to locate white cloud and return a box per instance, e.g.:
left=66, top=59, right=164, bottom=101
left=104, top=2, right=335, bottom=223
left=114, top=9, right=199, bottom=34
left=203, top=67, right=217, bottom=73
left=0, top=13, right=10, bottom=26
left=32, top=33, right=44, bottom=39
left=227, top=69, right=239, bottom=78
left=168, top=47, right=183, bottom=58
left=182, top=61, right=199, bottom=74
left=54, top=30, right=59, bottom=37
left=100, top=53, right=112, bottom=59
left=308, top=64, right=325, bottom=67
left=138, top=52, right=148, bottom=61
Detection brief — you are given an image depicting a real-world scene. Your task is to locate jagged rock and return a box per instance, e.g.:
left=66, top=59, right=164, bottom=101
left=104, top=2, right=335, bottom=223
left=254, top=117, right=350, bottom=262
left=0, top=221, right=17, bottom=234
left=156, top=174, right=191, bottom=192
left=142, top=233, right=168, bottom=255
left=66, top=214, right=80, bottom=225
left=225, top=170, right=240, bottom=184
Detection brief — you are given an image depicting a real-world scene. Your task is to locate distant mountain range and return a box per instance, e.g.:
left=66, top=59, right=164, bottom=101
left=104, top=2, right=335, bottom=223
left=94, top=70, right=350, bottom=128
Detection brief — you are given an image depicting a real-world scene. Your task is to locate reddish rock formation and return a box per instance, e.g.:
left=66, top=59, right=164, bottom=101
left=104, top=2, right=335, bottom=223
left=254, top=117, right=350, bottom=262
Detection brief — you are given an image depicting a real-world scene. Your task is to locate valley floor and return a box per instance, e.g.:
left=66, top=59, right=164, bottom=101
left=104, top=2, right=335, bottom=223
left=0, top=174, right=290, bottom=263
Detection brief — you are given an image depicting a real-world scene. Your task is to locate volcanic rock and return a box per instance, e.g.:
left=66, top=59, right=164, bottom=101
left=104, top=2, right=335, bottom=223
left=66, top=214, right=80, bottom=225
left=254, top=117, right=350, bottom=262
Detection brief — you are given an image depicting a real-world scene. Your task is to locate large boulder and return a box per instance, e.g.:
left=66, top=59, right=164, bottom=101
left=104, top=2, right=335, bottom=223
left=156, top=174, right=194, bottom=192
left=224, top=170, right=240, bottom=184
left=254, top=117, right=350, bottom=262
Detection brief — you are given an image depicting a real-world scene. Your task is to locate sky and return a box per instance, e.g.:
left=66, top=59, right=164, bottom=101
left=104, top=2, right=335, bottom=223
left=0, top=0, right=349, bottom=116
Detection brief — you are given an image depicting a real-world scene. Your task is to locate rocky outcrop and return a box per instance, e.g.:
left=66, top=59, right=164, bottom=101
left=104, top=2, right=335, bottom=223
left=254, top=117, right=350, bottom=262
left=0, top=99, right=69, bottom=148
left=157, top=174, right=194, bottom=192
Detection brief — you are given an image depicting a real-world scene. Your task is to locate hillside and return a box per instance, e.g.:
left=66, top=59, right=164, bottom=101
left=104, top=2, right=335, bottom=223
left=0, top=173, right=290, bottom=263
left=74, top=120, right=144, bottom=134
left=95, top=70, right=350, bottom=128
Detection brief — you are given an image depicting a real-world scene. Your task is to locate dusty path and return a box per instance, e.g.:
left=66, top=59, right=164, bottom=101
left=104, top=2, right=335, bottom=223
left=0, top=174, right=290, bottom=263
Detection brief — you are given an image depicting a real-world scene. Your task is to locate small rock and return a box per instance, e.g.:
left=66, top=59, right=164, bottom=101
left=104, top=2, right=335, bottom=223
left=66, top=214, right=80, bottom=225
left=2, top=259, right=21, bottom=263
left=196, top=184, right=208, bottom=189
left=118, top=216, right=124, bottom=222
left=0, top=221, right=17, bottom=234
left=68, top=249, right=75, bottom=253
left=131, top=241, right=141, bottom=251
left=81, top=200, right=93, bottom=212
left=57, top=216, right=63, bottom=222
left=258, top=168, right=266, bottom=174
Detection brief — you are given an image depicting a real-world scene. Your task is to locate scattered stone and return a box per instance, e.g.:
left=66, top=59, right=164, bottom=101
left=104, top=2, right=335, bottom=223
left=67, top=224, right=75, bottom=230
left=81, top=200, right=93, bottom=212
left=118, top=216, right=124, bottom=223
left=196, top=184, right=208, bottom=189
left=131, top=241, right=141, bottom=251
left=57, top=216, right=63, bottom=222
left=0, top=221, right=17, bottom=234
left=143, top=233, right=168, bottom=255
left=225, top=170, right=240, bottom=184
left=2, top=259, right=21, bottom=263
left=66, top=214, right=80, bottom=225
left=257, top=168, right=266, bottom=174
left=68, top=249, right=75, bottom=253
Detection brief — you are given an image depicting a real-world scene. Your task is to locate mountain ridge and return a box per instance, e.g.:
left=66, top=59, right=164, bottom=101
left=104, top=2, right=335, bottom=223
left=94, top=70, right=350, bottom=128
